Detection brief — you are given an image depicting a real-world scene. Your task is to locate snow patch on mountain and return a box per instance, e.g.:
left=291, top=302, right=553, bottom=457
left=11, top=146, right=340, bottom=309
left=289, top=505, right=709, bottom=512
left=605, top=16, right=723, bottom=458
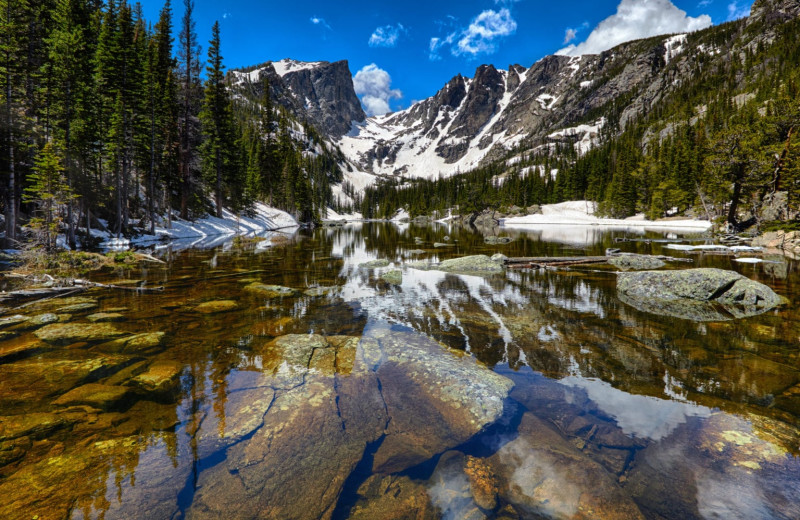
left=549, top=118, right=606, bottom=155
left=664, top=34, right=687, bottom=65
left=271, top=59, right=324, bottom=77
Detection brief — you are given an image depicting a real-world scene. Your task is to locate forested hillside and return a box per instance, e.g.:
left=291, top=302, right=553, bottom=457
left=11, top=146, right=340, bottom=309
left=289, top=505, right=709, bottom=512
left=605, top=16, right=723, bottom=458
left=361, top=3, right=800, bottom=230
left=0, top=0, right=338, bottom=251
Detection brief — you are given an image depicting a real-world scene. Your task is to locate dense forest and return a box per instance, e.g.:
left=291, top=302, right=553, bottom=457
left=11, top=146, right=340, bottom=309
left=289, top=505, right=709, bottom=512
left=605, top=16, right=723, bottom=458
left=362, top=16, right=800, bottom=231
left=0, top=0, right=331, bottom=252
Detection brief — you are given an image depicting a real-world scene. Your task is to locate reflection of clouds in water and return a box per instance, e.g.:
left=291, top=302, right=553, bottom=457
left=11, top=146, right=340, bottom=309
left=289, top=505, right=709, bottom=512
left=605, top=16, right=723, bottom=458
left=500, top=437, right=581, bottom=519
left=427, top=462, right=478, bottom=520
left=561, top=376, right=711, bottom=441
left=696, top=470, right=773, bottom=520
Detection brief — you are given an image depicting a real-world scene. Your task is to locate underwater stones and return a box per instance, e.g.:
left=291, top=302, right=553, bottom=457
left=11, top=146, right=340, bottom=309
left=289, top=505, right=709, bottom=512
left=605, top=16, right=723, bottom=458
left=609, top=255, right=666, bottom=271
left=348, top=475, right=438, bottom=520
left=303, top=286, right=340, bottom=297
left=34, top=322, right=126, bottom=345
left=358, top=259, right=391, bottom=268
left=433, top=242, right=455, bottom=248
left=243, top=283, right=300, bottom=298
left=381, top=269, right=403, bottom=285
left=437, top=255, right=504, bottom=274
left=193, top=300, right=238, bottom=314
left=487, top=413, right=645, bottom=520
left=86, top=312, right=126, bottom=322
left=0, top=338, right=49, bottom=363
left=407, top=249, right=426, bottom=255
left=93, top=332, right=166, bottom=355
left=0, top=314, right=29, bottom=328
left=129, top=360, right=183, bottom=396
left=427, top=451, right=494, bottom=520
left=618, top=268, right=783, bottom=321
left=261, top=334, right=358, bottom=374
left=59, top=302, right=99, bottom=313
left=0, top=412, right=69, bottom=441
left=52, top=383, right=133, bottom=411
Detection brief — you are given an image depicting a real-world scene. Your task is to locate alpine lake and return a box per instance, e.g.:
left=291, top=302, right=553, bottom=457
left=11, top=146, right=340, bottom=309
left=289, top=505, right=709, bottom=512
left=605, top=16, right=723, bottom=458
left=1, top=222, right=799, bottom=520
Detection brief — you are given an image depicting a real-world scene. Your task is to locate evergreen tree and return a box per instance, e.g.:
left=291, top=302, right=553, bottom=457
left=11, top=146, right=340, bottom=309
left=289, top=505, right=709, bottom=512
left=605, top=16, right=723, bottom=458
left=24, top=142, right=72, bottom=251
left=177, top=0, right=201, bottom=219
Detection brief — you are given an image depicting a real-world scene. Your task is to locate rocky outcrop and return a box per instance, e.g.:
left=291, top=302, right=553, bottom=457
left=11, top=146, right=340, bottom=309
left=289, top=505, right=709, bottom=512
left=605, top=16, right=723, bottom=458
left=188, top=329, right=513, bottom=519
left=609, top=254, right=666, bottom=271
left=752, top=230, right=800, bottom=257
left=617, top=268, right=783, bottom=321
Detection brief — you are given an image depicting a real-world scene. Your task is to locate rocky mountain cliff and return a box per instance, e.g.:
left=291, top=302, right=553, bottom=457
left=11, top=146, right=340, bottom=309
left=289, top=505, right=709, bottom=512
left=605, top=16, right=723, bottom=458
left=232, top=59, right=366, bottom=139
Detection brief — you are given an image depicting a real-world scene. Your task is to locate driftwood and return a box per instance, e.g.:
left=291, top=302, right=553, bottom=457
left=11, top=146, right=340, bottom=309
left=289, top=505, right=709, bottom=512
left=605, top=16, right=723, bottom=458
left=505, top=253, right=693, bottom=269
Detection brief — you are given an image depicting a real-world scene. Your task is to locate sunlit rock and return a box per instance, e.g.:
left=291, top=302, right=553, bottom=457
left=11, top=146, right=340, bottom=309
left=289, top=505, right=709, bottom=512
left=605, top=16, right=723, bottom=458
left=380, top=269, right=402, bottom=285
left=609, top=255, right=665, bottom=271
left=129, top=360, right=183, bottom=396
left=348, top=475, right=438, bottom=519
left=243, top=283, right=300, bottom=298
left=359, top=259, right=391, bottom=268
left=193, top=300, right=238, bottom=314
left=34, top=322, right=127, bottom=345
left=93, top=332, right=167, bottom=355
left=618, top=268, right=783, bottom=321
left=437, top=255, right=504, bottom=274
left=52, top=383, right=133, bottom=411
left=86, top=312, right=126, bottom=322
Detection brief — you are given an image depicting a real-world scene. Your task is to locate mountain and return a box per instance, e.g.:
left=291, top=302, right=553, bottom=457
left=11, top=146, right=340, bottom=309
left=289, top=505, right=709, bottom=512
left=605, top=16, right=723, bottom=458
left=232, top=59, right=366, bottom=139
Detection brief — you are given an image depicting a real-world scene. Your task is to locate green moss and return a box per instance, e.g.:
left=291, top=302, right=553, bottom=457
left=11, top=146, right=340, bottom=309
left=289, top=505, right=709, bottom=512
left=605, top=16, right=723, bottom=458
left=761, top=220, right=800, bottom=232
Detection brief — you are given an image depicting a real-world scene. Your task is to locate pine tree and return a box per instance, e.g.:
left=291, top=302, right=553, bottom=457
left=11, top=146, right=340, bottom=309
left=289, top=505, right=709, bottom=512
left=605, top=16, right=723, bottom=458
left=199, top=20, right=237, bottom=217
left=177, top=0, right=201, bottom=219
left=24, top=142, right=72, bottom=251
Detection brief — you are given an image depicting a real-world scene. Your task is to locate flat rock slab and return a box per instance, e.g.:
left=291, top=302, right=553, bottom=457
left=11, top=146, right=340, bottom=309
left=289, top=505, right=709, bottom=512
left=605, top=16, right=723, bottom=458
left=617, top=268, right=783, bottom=321
left=609, top=255, right=665, bottom=271
left=34, top=322, right=126, bottom=345
left=381, top=269, right=403, bottom=285
left=193, top=300, right=238, bottom=314
left=93, top=332, right=167, bottom=355
left=358, top=259, right=390, bottom=268
left=52, top=383, right=133, bottom=411
left=86, top=312, right=126, bottom=322
left=438, top=255, right=504, bottom=273
left=243, top=283, right=300, bottom=298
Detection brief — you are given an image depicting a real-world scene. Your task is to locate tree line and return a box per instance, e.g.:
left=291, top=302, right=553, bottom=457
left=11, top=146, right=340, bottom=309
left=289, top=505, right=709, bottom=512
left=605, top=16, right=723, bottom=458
left=1, top=0, right=327, bottom=251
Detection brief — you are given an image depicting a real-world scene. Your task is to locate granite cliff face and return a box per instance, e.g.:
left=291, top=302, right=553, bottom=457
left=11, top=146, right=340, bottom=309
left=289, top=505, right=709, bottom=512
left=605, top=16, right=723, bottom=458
left=233, top=59, right=366, bottom=139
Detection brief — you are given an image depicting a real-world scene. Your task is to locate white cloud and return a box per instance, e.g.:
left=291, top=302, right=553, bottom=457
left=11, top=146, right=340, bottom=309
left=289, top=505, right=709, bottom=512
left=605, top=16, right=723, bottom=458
left=456, top=8, right=517, bottom=56
left=309, top=16, right=332, bottom=31
left=697, top=0, right=713, bottom=7
left=563, top=21, right=589, bottom=44
left=222, top=12, right=231, bottom=19
left=557, top=0, right=712, bottom=56
left=353, top=64, right=402, bottom=116
left=727, top=1, right=751, bottom=20
left=429, top=8, right=517, bottom=59
left=369, top=24, right=405, bottom=48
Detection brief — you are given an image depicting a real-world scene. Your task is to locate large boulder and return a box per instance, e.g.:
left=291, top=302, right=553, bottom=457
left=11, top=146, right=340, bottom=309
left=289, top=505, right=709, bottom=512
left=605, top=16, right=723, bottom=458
left=617, top=268, right=783, bottom=321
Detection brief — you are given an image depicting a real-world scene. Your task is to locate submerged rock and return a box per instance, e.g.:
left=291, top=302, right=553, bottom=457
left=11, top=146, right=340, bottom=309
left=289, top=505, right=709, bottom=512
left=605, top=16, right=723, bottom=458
left=34, top=322, right=127, bottom=345
left=243, top=283, right=300, bottom=298
left=349, top=475, right=438, bottom=520
left=381, top=269, right=403, bottom=285
left=189, top=328, right=513, bottom=520
left=0, top=315, right=30, bottom=329
left=488, top=413, right=645, bottom=520
left=617, top=268, right=783, bottom=321
left=129, top=360, right=183, bottom=396
left=358, top=259, right=391, bottom=268
left=0, top=412, right=69, bottom=441
left=193, top=300, right=238, bottom=314
left=303, top=286, right=341, bottom=297
left=433, top=242, right=455, bottom=248
left=52, top=383, right=133, bottom=411
left=93, top=332, right=166, bottom=355
left=609, top=255, right=665, bottom=271
left=437, top=255, right=504, bottom=274
left=484, top=235, right=513, bottom=245
left=86, top=312, right=126, bottom=322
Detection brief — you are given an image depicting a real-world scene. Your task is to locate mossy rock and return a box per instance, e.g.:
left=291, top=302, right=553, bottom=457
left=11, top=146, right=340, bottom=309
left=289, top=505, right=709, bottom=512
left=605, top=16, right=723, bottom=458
left=34, top=323, right=127, bottom=345
left=359, top=259, right=391, bottom=268
left=86, top=312, right=126, bottom=323
left=303, top=286, right=341, bottom=297
left=437, top=255, right=504, bottom=273
left=243, top=283, right=300, bottom=298
left=52, top=383, right=133, bottom=411
left=193, top=300, right=238, bottom=314
left=93, top=332, right=166, bottom=355
left=129, top=360, right=183, bottom=396
left=381, top=270, right=403, bottom=285
left=609, top=255, right=666, bottom=271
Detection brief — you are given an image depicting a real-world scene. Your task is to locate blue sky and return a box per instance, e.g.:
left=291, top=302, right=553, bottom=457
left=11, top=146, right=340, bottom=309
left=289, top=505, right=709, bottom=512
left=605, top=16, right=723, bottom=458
left=137, top=0, right=754, bottom=115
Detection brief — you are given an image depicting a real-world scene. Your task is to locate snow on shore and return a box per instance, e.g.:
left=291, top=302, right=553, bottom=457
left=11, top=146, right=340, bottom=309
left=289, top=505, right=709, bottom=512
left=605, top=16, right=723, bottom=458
left=502, top=201, right=712, bottom=231
left=100, top=203, right=298, bottom=250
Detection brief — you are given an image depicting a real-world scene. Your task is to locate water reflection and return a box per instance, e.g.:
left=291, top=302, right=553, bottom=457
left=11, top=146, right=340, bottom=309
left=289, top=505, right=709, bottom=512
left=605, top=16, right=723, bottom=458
left=0, top=222, right=799, bottom=519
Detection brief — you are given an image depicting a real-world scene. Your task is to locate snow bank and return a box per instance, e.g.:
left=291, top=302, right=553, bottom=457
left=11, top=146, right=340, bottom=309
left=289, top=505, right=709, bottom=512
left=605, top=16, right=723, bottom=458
left=502, top=200, right=712, bottom=230
left=100, top=203, right=298, bottom=250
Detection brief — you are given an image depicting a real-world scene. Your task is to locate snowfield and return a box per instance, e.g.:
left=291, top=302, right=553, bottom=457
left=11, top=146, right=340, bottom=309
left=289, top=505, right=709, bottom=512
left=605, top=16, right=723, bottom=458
left=99, top=203, right=298, bottom=250
left=502, top=200, right=713, bottom=230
